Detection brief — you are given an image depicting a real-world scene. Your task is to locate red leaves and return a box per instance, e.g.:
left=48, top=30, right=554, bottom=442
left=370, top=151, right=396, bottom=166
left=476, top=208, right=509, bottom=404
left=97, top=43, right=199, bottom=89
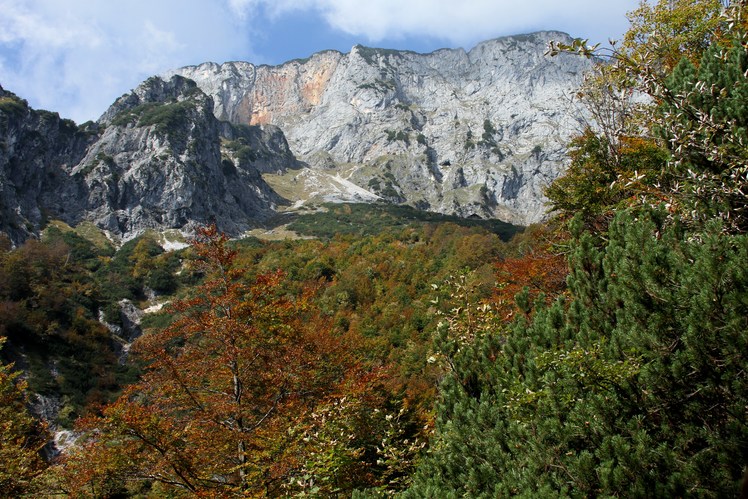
left=492, top=230, right=569, bottom=320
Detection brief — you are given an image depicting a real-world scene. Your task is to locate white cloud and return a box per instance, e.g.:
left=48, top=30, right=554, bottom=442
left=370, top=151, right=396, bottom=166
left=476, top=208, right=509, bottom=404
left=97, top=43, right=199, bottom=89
left=235, top=0, right=639, bottom=46
left=0, top=0, right=639, bottom=123
left=0, top=0, right=248, bottom=123
left=0, top=1, right=101, bottom=48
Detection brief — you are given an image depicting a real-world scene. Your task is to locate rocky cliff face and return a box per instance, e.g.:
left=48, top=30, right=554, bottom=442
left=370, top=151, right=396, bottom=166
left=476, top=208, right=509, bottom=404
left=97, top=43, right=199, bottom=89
left=167, top=31, right=592, bottom=224
left=0, top=86, right=95, bottom=242
left=1, top=31, right=591, bottom=243
left=0, top=78, right=299, bottom=244
left=79, top=75, right=292, bottom=237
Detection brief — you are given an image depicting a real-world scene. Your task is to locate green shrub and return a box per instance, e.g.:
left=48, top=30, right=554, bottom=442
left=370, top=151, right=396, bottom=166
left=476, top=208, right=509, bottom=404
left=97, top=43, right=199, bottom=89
left=0, top=95, right=28, bottom=116
left=111, top=101, right=195, bottom=145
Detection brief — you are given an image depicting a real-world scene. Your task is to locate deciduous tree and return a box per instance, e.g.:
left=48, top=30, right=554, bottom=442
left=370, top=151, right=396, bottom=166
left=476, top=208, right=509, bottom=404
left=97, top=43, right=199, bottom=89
left=549, top=0, right=748, bottom=232
left=60, top=226, right=355, bottom=496
left=0, top=338, right=48, bottom=496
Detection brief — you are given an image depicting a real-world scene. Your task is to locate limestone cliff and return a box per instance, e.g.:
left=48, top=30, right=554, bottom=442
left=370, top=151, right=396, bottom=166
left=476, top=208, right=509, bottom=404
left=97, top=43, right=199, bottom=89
left=1, top=31, right=592, bottom=243
left=81, top=75, right=291, bottom=237
left=167, top=31, right=592, bottom=224
left=0, top=86, right=94, bottom=243
left=0, top=78, right=299, bottom=244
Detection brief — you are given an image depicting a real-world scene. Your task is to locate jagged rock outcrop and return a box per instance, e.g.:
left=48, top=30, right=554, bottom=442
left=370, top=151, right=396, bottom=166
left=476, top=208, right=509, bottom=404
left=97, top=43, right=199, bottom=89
left=78, top=75, right=292, bottom=237
left=0, top=86, right=95, bottom=242
left=0, top=78, right=300, bottom=244
left=167, top=31, right=592, bottom=224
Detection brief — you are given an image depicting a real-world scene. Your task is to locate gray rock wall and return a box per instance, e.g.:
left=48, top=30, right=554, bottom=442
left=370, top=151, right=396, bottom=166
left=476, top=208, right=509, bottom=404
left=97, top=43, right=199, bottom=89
left=0, top=77, right=298, bottom=243
left=1, top=32, right=592, bottom=243
left=168, top=31, right=592, bottom=224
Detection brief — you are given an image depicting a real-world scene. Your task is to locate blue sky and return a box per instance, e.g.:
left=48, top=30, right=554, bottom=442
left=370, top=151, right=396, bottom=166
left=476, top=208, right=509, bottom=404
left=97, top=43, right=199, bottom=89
left=0, top=0, right=640, bottom=124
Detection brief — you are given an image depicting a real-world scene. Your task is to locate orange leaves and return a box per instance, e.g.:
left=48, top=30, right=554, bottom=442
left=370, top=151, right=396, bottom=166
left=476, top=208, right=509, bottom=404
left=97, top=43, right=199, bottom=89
left=492, top=229, right=569, bottom=321
left=61, top=225, right=359, bottom=496
left=545, top=130, right=670, bottom=233
left=191, top=224, right=237, bottom=271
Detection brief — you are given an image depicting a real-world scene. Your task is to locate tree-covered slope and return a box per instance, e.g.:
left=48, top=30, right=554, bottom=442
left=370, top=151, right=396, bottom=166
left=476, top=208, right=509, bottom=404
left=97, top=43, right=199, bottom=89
left=407, top=1, right=748, bottom=496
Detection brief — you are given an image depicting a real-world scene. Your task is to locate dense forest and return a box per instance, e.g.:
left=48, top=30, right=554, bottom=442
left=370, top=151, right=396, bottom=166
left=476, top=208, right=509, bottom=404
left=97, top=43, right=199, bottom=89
left=1, top=0, right=747, bottom=496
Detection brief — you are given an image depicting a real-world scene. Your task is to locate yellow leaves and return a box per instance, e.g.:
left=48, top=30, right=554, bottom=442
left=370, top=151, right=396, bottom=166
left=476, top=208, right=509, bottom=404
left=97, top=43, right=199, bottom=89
left=546, top=128, right=670, bottom=231
left=0, top=339, right=49, bottom=496
left=623, top=0, right=725, bottom=73
left=61, top=225, right=370, bottom=496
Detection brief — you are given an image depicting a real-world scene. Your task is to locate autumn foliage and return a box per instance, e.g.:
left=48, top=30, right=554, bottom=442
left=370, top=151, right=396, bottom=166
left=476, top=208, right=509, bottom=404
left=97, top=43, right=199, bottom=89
left=0, top=338, right=49, bottom=496
left=491, top=226, right=569, bottom=320
left=59, top=226, right=360, bottom=496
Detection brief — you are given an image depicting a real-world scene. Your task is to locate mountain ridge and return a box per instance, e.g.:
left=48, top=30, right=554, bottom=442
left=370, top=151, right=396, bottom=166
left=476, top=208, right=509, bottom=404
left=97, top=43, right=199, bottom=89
left=1, top=31, right=593, bottom=244
left=165, top=30, right=592, bottom=224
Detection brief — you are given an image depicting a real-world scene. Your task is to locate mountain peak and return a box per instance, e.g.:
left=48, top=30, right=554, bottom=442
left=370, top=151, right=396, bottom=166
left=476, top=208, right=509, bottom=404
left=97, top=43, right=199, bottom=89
left=167, top=32, right=593, bottom=225
left=1, top=33, right=593, bottom=243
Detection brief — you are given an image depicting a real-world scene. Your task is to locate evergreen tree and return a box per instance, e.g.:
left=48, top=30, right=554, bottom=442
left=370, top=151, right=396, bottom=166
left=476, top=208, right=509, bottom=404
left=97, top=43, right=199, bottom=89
left=548, top=1, right=748, bottom=232
left=661, top=39, right=748, bottom=229
left=411, top=5, right=748, bottom=495
left=407, top=209, right=748, bottom=497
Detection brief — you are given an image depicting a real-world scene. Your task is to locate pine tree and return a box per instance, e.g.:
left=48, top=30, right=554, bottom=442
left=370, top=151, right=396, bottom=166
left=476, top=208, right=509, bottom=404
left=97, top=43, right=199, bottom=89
left=661, top=39, right=748, bottom=229
left=410, top=4, right=748, bottom=496
left=406, top=209, right=748, bottom=497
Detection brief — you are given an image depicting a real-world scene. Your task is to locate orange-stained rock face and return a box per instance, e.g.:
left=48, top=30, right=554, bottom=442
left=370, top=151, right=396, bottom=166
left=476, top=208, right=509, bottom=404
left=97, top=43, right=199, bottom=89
left=164, top=33, right=596, bottom=226
left=299, top=56, right=338, bottom=106
left=248, top=52, right=341, bottom=125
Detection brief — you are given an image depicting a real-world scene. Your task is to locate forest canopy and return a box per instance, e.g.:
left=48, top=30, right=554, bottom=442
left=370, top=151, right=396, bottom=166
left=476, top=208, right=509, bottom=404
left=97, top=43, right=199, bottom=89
left=1, top=0, right=747, bottom=497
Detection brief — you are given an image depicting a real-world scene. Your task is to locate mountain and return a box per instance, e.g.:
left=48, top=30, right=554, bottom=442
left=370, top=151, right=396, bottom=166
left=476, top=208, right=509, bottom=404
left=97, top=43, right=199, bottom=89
left=165, top=31, right=592, bottom=225
left=0, top=78, right=296, bottom=244
left=0, top=87, right=93, bottom=244
left=0, top=31, right=592, bottom=244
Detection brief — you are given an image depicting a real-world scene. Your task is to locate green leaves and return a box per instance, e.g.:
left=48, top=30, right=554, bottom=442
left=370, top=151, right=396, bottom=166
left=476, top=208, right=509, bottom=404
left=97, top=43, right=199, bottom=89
left=659, top=39, right=748, bottom=230
left=547, top=1, right=748, bottom=233
left=0, top=338, right=49, bottom=496
left=409, top=209, right=748, bottom=496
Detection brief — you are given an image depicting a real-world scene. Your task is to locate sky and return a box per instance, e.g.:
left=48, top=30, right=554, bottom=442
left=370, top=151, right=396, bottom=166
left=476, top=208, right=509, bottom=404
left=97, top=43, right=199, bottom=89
left=0, top=0, right=641, bottom=124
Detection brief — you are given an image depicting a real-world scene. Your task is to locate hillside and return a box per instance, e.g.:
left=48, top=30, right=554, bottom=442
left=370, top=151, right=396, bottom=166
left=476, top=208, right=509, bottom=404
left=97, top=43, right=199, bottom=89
left=2, top=2, right=747, bottom=496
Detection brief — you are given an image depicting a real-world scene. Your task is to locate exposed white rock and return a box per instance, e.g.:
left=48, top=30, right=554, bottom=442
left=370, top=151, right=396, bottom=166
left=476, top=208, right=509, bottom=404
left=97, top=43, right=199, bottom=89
left=99, top=298, right=146, bottom=362
left=161, top=239, right=190, bottom=251
left=169, top=31, right=592, bottom=225
left=31, top=393, right=61, bottom=426
left=53, top=430, right=78, bottom=454
left=144, top=301, right=170, bottom=314
left=1, top=32, right=593, bottom=244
